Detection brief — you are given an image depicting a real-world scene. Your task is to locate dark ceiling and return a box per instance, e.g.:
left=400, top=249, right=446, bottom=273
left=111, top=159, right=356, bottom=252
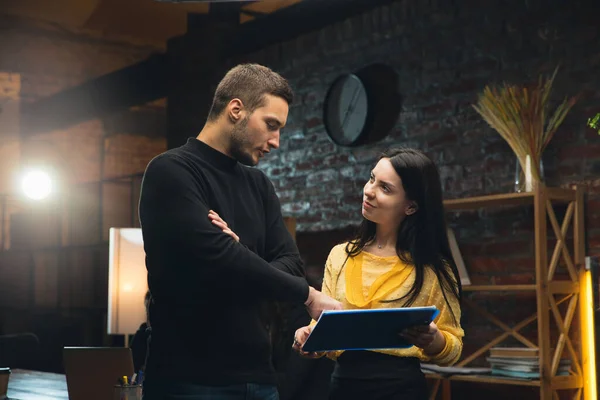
left=1, top=0, right=301, bottom=45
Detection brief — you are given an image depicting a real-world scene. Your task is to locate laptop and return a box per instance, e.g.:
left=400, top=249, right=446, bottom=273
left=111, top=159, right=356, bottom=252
left=63, top=347, right=135, bottom=400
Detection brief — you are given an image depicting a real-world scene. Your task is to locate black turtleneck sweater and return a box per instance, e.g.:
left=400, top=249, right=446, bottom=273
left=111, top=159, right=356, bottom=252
left=138, top=138, right=309, bottom=385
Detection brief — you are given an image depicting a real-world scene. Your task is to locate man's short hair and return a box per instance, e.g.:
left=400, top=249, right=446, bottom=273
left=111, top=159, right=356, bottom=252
left=207, top=64, right=294, bottom=121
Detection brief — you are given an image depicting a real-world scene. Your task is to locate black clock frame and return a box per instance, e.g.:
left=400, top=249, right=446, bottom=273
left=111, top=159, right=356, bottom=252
left=323, top=63, right=402, bottom=147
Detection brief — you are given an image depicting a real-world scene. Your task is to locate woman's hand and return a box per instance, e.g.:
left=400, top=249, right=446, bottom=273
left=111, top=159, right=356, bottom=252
left=208, top=210, right=239, bottom=242
left=292, top=326, right=325, bottom=359
left=400, top=321, right=446, bottom=355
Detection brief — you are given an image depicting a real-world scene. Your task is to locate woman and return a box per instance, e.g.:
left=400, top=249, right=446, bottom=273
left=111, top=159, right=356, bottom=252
left=292, top=148, right=464, bottom=400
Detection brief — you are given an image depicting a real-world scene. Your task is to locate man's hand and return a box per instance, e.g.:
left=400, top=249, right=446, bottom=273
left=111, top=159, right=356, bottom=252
left=208, top=210, right=239, bottom=242
left=304, top=287, right=342, bottom=320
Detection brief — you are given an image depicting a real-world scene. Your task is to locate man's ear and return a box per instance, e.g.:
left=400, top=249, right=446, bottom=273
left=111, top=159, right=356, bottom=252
left=227, top=98, right=244, bottom=123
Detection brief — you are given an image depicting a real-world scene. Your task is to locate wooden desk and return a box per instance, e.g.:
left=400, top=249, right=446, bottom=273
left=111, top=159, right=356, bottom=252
left=6, top=369, right=68, bottom=400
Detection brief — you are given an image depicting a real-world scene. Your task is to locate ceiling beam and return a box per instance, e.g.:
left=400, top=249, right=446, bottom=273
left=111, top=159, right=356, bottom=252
left=22, top=0, right=400, bottom=135
left=240, top=9, right=267, bottom=18
left=21, top=54, right=167, bottom=134
left=227, top=0, right=399, bottom=56
left=103, top=108, right=166, bottom=139
left=208, top=1, right=243, bottom=21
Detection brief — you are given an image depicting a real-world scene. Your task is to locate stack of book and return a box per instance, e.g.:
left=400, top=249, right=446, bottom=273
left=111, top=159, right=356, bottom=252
left=487, top=347, right=571, bottom=379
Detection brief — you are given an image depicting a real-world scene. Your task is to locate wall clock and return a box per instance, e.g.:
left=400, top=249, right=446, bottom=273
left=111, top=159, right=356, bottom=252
left=323, top=64, right=402, bottom=147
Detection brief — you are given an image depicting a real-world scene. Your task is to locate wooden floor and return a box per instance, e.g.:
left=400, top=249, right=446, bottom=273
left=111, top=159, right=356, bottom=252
left=5, top=369, right=68, bottom=400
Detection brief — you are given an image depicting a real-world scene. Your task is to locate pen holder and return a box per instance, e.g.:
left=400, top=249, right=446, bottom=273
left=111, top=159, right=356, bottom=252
left=0, top=367, right=10, bottom=399
left=113, top=384, right=142, bottom=400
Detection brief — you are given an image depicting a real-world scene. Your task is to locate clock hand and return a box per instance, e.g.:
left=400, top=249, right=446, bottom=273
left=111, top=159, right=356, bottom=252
left=341, top=83, right=362, bottom=130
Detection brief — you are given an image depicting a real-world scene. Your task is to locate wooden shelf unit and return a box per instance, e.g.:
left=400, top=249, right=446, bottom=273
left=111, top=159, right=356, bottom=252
left=428, top=185, right=589, bottom=400
left=426, top=372, right=583, bottom=389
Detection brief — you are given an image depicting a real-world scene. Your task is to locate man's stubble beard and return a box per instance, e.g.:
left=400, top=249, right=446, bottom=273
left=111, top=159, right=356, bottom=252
left=229, top=117, right=257, bottom=166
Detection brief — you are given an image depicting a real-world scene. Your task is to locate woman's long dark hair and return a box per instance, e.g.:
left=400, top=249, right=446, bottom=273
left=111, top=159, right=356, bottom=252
left=345, top=148, right=462, bottom=323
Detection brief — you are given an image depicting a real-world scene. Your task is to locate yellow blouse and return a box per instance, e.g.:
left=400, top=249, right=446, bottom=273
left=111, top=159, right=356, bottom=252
left=314, top=242, right=464, bottom=366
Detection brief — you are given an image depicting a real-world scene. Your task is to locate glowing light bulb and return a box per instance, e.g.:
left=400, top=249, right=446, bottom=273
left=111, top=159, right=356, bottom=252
left=22, top=170, right=52, bottom=200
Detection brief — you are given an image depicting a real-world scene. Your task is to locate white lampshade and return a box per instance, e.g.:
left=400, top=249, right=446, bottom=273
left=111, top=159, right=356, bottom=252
left=107, top=228, right=148, bottom=335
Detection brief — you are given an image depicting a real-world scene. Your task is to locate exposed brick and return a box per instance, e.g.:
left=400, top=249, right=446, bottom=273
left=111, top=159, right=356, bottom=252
left=321, top=153, right=349, bottom=168
left=312, top=198, right=341, bottom=211
left=438, top=165, right=464, bottom=185
left=467, top=256, right=508, bottom=274
left=274, top=189, right=295, bottom=203
left=340, top=164, right=370, bottom=179
left=461, top=127, right=488, bottom=141
left=441, top=79, right=481, bottom=96
left=103, top=134, right=166, bottom=179
left=491, top=273, right=535, bottom=285
left=554, top=165, right=582, bottom=181
left=305, top=117, right=323, bottom=130
left=280, top=148, right=308, bottom=165
left=278, top=176, right=307, bottom=191
left=306, top=169, right=339, bottom=187
left=0, top=72, right=20, bottom=98
left=311, top=141, right=335, bottom=156
left=300, top=185, right=328, bottom=197
left=281, top=201, right=311, bottom=215
left=460, top=57, right=501, bottom=78
left=587, top=198, right=600, bottom=213
left=294, top=161, right=314, bottom=172
left=302, top=91, right=319, bottom=105
left=297, top=214, right=324, bottom=226
left=421, top=100, right=457, bottom=120
left=25, top=120, right=104, bottom=183
left=351, top=147, right=385, bottom=163
left=484, top=240, right=532, bottom=256
left=551, top=124, right=580, bottom=144
left=303, top=132, right=323, bottom=143
left=467, top=274, right=492, bottom=285
left=405, top=121, right=441, bottom=138
left=589, top=232, right=600, bottom=256
left=557, top=144, right=600, bottom=162
left=428, top=131, right=459, bottom=149
left=265, top=165, right=293, bottom=178
left=456, top=242, right=484, bottom=255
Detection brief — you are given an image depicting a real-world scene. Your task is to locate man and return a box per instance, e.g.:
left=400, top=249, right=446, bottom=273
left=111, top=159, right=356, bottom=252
left=139, top=64, right=341, bottom=400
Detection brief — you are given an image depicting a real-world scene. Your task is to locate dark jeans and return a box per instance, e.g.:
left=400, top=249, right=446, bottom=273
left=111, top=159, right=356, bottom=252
left=329, top=352, right=427, bottom=400
left=143, top=381, right=279, bottom=400
left=329, top=376, right=427, bottom=400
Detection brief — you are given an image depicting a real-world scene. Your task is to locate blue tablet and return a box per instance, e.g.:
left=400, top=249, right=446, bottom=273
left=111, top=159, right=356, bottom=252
left=302, top=306, right=440, bottom=353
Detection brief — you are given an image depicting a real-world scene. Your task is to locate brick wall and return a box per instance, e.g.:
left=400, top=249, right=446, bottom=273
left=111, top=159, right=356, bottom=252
left=243, top=0, right=599, bottom=248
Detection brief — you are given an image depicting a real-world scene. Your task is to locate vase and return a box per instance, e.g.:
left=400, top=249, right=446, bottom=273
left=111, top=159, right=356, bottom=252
left=514, top=154, right=544, bottom=193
